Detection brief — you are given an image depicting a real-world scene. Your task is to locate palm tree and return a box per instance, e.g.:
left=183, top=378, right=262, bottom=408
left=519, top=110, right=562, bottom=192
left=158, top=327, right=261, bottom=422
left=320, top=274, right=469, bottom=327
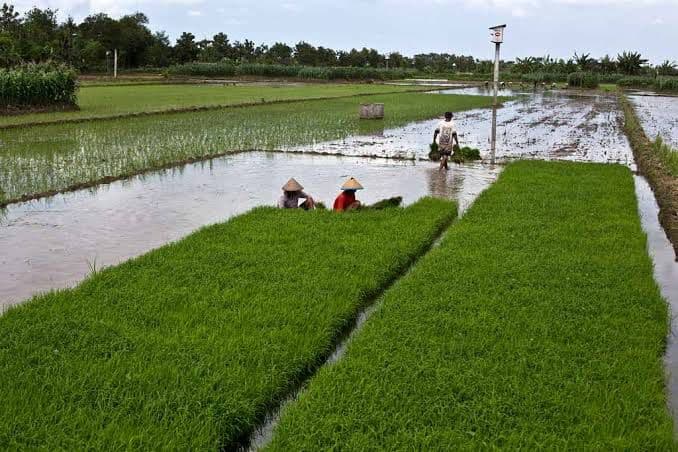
left=574, top=52, right=596, bottom=71
left=657, top=60, right=677, bottom=76
left=616, top=51, right=648, bottom=76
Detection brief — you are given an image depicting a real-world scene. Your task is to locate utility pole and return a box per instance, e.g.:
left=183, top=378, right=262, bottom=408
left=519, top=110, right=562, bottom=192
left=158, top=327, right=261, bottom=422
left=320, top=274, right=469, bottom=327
left=113, top=48, right=118, bottom=79
left=489, top=24, right=506, bottom=165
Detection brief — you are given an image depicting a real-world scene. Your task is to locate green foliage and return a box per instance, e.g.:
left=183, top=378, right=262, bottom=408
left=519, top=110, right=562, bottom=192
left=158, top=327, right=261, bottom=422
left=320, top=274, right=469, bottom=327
left=567, top=72, right=599, bottom=89
left=0, top=62, right=78, bottom=108
left=618, top=76, right=678, bottom=92
left=617, top=51, right=648, bottom=76
left=268, top=161, right=674, bottom=450
left=166, top=62, right=415, bottom=80
left=520, top=72, right=567, bottom=84
left=0, top=198, right=456, bottom=449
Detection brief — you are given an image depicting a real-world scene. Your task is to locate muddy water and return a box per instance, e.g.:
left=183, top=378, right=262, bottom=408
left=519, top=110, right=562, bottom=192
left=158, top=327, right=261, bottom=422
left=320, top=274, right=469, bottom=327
left=287, top=89, right=633, bottom=164
left=630, top=93, right=678, bottom=148
left=0, top=152, right=500, bottom=309
left=634, top=176, right=678, bottom=429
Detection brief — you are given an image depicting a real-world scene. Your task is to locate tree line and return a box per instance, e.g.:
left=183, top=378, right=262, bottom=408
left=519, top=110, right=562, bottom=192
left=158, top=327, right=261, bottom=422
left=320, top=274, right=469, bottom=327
left=0, top=3, right=675, bottom=76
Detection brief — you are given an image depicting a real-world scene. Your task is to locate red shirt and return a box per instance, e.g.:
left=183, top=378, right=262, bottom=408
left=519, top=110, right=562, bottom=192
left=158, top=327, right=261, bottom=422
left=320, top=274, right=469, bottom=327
left=333, top=191, right=356, bottom=211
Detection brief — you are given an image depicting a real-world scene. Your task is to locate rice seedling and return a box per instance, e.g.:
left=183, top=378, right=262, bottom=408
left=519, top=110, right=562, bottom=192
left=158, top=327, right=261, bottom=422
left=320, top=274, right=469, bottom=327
left=0, top=198, right=457, bottom=449
left=267, top=161, right=674, bottom=450
left=0, top=83, right=422, bottom=127
left=0, top=93, right=496, bottom=205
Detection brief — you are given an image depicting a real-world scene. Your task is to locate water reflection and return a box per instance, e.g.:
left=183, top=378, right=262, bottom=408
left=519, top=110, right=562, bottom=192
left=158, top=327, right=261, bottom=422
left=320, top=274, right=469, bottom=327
left=630, top=93, right=678, bottom=148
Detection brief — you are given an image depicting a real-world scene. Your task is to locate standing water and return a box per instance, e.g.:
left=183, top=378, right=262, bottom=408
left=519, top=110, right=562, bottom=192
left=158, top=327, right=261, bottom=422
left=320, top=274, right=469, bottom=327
left=0, top=152, right=500, bottom=309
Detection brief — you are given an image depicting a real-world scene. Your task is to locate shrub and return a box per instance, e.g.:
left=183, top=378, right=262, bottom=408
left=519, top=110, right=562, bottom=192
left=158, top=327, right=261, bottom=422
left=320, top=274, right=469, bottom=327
left=0, top=63, right=78, bottom=109
left=568, top=72, right=599, bottom=89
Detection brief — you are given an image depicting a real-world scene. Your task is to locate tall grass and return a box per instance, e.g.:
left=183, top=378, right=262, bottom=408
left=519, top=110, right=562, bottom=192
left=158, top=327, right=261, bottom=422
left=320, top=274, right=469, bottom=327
left=166, top=63, right=415, bottom=80
left=268, top=161, right=674, bottom=450
left=651, top=136, right=678, bottom=177
left=618, top=76, right=678, bottom=92
left=0, top=199, right=456, bottom=449
left=0, top=63, right=78, bottom=109
left=568, top=72, right=599, bottom=88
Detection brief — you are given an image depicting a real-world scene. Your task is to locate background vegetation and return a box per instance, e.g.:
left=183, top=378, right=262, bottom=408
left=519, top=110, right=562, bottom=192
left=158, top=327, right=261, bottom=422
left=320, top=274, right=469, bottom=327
left=0, top=3, right=674, bottom=80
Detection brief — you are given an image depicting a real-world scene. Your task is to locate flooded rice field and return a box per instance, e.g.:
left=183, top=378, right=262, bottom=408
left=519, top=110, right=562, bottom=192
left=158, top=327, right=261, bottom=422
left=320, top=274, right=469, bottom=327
left=630, top=92, right=678, bottom=148
left=287, top=88, right=633, bottom=164
left=0, top=152, right=501, bottom=309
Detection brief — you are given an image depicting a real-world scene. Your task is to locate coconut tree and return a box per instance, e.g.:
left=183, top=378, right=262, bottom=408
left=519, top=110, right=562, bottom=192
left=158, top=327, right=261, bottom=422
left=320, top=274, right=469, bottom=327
left=657, top=60, right=677, bottom=76
left=574, top=52, right=596, bottom=71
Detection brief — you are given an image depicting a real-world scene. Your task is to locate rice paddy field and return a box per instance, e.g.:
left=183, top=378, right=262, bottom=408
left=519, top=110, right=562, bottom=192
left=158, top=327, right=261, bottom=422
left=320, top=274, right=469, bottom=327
left=0, top=83, right=422, bottom=127
left=267, top=161, right=675, bottom=449
left=0, top=91, right=496, bottom=205
left=0, top=199, right=456, bottom=449
left=2, top=80, right=678, bottom=450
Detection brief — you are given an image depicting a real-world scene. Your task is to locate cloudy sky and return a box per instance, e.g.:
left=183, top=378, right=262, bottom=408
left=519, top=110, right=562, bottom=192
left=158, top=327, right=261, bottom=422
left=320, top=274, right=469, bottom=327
left=11, top=0, right=678, bottom=63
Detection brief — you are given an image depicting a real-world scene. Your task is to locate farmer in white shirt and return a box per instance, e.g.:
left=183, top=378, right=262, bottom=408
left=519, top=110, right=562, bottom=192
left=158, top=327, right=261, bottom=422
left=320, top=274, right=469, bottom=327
left=433, top=112, right=459, bottom=170
left=278, top=178, right=316, bottom=210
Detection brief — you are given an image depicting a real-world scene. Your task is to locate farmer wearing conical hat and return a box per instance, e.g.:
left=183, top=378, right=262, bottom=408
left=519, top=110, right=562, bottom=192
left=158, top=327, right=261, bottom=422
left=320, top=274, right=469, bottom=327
left=333, top=177, right=363, bottom=212
left=278, top=178, right=315, bottom=210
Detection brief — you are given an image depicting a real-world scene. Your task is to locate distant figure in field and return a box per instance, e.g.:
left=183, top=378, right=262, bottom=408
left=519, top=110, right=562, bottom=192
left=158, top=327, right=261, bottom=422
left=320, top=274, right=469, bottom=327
left=333, top=177, right=363, bottom=211
left=278, top=178, right=315, bottom=210
left=433, top=112, right=459, bottom=171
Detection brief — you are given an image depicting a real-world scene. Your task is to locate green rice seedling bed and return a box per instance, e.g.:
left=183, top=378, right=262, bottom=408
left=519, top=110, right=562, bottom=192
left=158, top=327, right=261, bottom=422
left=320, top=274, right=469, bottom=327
left=0, top=198, right=456, bottom=449
left=0, top=83, right=421, bottom=127
left=0, top=93, right=496, bottom=205
left=268, top=161, right=674, bottom=450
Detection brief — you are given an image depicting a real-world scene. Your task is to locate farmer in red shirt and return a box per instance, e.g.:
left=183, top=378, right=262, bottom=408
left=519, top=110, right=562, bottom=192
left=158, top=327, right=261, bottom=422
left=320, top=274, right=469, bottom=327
left=333, top=177, right=363, bottom=211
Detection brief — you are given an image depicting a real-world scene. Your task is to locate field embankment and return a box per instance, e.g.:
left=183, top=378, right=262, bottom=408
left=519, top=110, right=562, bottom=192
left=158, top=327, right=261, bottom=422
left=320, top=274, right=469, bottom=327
left=0, top=92, right=498, bottom=207
left=0, top=63, right=78, bottom=114
left=0, top=83, right=423, bottom=128
left=621, top=94, right=678, bottom=258
left=0, top=198, right=456, bottom=449
left=268, top=161, right=674, bottom=450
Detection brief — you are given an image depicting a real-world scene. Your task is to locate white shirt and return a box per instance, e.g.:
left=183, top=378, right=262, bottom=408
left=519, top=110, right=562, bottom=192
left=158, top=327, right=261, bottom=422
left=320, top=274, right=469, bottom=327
left=436, top=119, right=457, bottom=147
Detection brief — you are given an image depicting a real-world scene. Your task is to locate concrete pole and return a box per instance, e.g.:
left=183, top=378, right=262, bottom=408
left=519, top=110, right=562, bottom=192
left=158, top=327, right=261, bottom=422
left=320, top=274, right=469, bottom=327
left=490, top=42, right=500, bottom=165
left=113, top=49, right=118, bottom=79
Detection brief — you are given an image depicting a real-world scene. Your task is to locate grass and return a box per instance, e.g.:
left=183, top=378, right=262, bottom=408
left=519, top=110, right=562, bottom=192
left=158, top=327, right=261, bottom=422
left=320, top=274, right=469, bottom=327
left=0, top=198, right=457, bottom=449
left=0, top=83, right=422, bottom=127
left=0, top=92, right=497, bottom=205
left=267, top=161, right=674, bottom=450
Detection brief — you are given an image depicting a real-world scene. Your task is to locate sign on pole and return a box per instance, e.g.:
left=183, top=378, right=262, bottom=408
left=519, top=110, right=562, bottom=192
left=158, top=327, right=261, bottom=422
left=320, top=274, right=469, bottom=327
left=489, top=25, right=506, bottom=165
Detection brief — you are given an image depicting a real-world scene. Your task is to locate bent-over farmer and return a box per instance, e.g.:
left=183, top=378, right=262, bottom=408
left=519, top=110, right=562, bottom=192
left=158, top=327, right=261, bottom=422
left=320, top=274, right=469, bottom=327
left=278, top=178, right=315, bottom=210
left=333, top=177, right=363, bottom=211
left=433, top=111, right=459, bottom=170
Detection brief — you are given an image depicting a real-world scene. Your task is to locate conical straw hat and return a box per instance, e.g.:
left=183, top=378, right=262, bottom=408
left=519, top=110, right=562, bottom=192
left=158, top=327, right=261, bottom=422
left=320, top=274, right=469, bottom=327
left=341, top=177, right=364, bottom=190
left=282, top=178, right=304, bottom=192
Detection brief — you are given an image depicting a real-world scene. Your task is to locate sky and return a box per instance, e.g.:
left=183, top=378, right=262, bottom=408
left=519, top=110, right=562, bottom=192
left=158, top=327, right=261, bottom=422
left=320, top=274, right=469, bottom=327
left=10, top=0, right=678, bottom=64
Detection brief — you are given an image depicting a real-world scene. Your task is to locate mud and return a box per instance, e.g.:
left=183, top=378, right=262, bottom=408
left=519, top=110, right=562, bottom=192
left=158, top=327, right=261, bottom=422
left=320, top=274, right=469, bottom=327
left=630, top=93, right=678, bottom=148
left=285, top=88, right=633, bottom=165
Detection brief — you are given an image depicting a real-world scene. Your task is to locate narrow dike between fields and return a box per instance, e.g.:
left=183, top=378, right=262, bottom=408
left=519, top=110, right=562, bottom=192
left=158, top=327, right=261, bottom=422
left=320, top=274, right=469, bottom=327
left=229, top=206, right=461, bottom=452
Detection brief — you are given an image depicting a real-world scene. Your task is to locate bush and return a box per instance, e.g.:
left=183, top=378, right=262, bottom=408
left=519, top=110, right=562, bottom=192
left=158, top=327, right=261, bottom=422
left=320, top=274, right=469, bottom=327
left=568, top=72, right=599, bottom=89
left=617, top=76, right=678, bottom=92
left=0, top=62, right=78, bottom=109
left=521, top=72, right=567, bottom=84
left=166, top=62, right=415, bottom=81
